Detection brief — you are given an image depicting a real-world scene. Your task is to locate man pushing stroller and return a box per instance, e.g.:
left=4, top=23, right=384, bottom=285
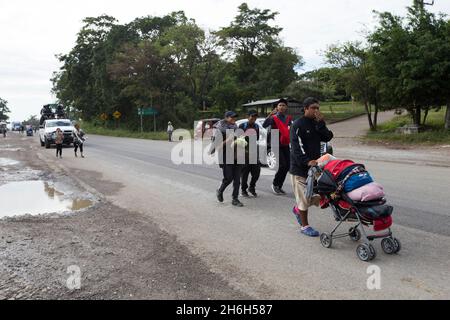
left=290, top=97, right=334, bottom=237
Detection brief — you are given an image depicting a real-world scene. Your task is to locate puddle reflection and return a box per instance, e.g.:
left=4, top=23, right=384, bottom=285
left=0, top=181, right=93, bottom=218
left=0, top=158, right=20, bottom=166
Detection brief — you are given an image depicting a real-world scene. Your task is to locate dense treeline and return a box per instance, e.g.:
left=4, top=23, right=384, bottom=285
left=52, top=1, right=450, bottom=131
left=321, top=0, right=450, bottom=130
left=52, top=3, right=302, bottom=130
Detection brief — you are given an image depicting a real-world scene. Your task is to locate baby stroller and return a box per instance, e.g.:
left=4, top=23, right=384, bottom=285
left=310, top=159, right=401, bottom=262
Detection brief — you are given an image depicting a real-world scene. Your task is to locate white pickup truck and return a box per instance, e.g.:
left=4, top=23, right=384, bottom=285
left=39, top=119, right=74, bottom=149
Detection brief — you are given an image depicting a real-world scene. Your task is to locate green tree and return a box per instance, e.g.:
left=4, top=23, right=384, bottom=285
left=283, top=80, right=327, bottom=102
left=0, top=98, right=10, bottom=121
left=300, top=67, right=349, bottom=101
left=369, top=2, right=450, bottom=127
left=326, top=42, right=382, bottom=130
left=216, top=3, right=282, bottom=58
left=52, top=15, right=119, bottom=121
left=216, top=3, right=300, bottom=102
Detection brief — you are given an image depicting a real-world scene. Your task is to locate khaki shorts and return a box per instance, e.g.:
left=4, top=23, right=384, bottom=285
left=290, top=175, right=321, bottom=212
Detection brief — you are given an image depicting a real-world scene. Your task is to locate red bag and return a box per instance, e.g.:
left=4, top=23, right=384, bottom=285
left=324, top=160, right=355, bottom=180
left=374, top=216, right=393, bottom=231
left=272, top=115, right=292, bottom=146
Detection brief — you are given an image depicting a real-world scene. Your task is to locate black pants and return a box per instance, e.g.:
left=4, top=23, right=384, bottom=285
left=56, top=144, right=63, bottom=157
left=219, top=164, right=243, bottom=200
left=273, top=146, right=290, bottom=188
left=74, top=143, right=83, bottom=154
left=241, top=164, right=261, bottom=192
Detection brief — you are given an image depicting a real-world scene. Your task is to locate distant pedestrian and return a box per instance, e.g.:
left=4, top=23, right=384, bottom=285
left=73, top=123, right=86, bottom=158
left=167, top=122, right=174, bottom=142
left=2, top=127, right=6, bottom=138
left=239, top=110, right=261, bottom=198
left=263, top=98, right=293, bottom=195
left=55, top=128, right=64, bottom=158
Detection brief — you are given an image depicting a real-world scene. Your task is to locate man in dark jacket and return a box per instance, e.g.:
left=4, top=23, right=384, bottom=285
left=214, top=111, right=244, bottom=207
left=239, top=110, right=261, bottom=198
left=263, top=98, right=293, bottom=195
left=290, top=97, right=334, bottom=237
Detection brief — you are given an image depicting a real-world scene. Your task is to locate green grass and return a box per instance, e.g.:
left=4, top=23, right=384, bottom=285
left=81, top=122, right=171, bottom=141
left=365, top=109, right=450, bottom=145
left=320, top=102, right=366, bottom=123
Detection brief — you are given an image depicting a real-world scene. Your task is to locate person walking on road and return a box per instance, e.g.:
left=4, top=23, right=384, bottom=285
left=290, top=97, right=334, bottom=237
left=239, top=110, right=261, bottom=198
left=167, top=122, right=174, bottom=142
left=55, top=128, right=64, bottom=159
left=213, top=111, right=245, bottom=207
left=73, top=123, right=86, bottom=158
left=263, top=98, right=293, bottom=195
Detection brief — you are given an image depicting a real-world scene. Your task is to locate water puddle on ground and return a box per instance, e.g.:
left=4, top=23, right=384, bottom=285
left=0, top=158, right=20, bottom=166
left=0, top=181, right=93, bottom=218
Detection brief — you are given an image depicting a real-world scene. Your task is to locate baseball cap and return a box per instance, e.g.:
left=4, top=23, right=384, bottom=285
left=225, top=111, right=238, bottom=118
left=248, top=110, right=259, bottom=117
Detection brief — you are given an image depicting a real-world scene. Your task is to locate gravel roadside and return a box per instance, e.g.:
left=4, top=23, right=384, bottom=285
left=0, top=134, right=249, bottom=300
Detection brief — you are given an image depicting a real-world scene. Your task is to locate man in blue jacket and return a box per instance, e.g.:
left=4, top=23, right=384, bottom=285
left=290, top=97, right=334, bottom=237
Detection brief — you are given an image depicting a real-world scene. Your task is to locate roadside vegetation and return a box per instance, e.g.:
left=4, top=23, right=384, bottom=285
left=320, top=102, right=365, bottom=123
left=366, top=109, right=450, bottom=145
left=82, top=122, right=170, bottom=141
left=49, top=1, right=450, bottom=144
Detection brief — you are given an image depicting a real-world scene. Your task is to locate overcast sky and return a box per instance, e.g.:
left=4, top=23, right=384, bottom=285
left=1, top=0, right=449, bottom=121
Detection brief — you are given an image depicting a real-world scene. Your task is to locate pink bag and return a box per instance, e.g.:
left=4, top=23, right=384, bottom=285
left=347, top=182, right=385, bottom=202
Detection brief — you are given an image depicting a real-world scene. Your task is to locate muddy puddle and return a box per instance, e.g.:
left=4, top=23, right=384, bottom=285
left=0, top=158, right=20, bottom=167
left=0, top=181, right=93, bottom=218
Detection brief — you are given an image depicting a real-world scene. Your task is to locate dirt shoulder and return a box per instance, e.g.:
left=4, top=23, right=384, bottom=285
left=0, top=134, right=249, bottom=300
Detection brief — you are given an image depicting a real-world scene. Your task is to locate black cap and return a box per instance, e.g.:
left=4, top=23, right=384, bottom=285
left=277, top=98, right=288, bottom=105
left=303, top=97, right=320, bottom=108
left=247, top=109, right=259, bottom=117
left=225, top=111, right=238, bottom=118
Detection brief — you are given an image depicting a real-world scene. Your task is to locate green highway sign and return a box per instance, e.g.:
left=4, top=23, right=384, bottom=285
left=138, top=108, right=159, bottom=116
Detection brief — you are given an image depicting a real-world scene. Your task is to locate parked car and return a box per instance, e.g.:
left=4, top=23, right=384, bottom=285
left=194, top=118, right=220, bottom=140
left=236, top=118, right=333, bottom=170
left=39, top=119, right=74, bottom=149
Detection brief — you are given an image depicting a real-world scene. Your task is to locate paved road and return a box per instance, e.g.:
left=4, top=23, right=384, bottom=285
left=32, top=115, right=450, bottom=299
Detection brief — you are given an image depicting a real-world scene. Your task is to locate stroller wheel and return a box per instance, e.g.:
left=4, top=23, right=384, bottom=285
left=320, top=233, right=333, bottom=248
left=381, top=238, right=396, bottom=255
left=356, top=243, right=376, bottom=262
left=369, top=244, right=377, bottom=260
left=393, top=238, right=401, bottom=254
left=349, top=227, right=361, bottom=242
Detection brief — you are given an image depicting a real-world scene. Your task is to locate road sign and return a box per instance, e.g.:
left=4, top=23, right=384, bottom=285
left=100, top=113, right=108, bottom=121
left=138, top=108, right=159, bottom=116
left=113, top=111, right=122, bottom=119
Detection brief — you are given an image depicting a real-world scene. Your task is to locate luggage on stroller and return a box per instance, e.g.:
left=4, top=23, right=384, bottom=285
left=312, top=159, right=401, bottom=262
